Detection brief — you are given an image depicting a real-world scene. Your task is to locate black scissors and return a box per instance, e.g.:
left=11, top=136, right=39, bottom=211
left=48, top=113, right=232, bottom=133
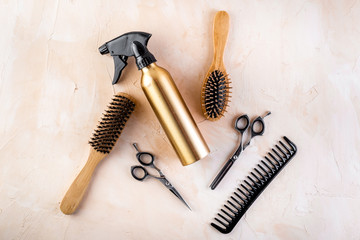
left=130, top=143, right=191, bottom=210
left=210, top=112, right=271, bottom=190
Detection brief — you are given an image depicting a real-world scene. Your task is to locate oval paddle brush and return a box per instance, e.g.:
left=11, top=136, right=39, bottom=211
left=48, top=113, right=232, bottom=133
left=60, top=93, right=136, bottom=215
left=201, top=11, right=231, bottom=121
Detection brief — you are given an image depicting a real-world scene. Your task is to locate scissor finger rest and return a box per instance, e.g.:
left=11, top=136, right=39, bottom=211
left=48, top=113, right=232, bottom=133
left=136, top=152, right=155, bottom=166
left=235, top=114, right=250, bottom=133
left=250, top=116, right=265, bottom=136
left=131, top=166, right=148, bottom=181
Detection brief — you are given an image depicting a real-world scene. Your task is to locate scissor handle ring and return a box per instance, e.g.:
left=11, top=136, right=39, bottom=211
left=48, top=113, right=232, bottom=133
left=235, top=114, right=250, bottom=133
left=136, top=152, right=155, bottom=166
left=250, top=116, right=265, bottom=136
left=131, top=166, right=148, bottom=181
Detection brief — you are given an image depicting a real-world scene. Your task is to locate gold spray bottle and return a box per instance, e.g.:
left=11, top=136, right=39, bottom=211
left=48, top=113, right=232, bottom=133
left=99, top=32, right=209, bottom=165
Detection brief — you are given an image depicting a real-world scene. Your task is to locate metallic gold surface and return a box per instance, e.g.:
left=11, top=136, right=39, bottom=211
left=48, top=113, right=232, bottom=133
left=141, top=63, right=210, bottom=166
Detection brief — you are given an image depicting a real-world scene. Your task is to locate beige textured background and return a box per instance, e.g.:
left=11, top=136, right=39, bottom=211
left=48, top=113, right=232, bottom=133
left=1, top=0, right=360, bottom=239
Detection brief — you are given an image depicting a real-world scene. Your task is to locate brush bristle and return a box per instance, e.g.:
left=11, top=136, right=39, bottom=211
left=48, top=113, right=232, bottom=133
left=201, top=70, right=231, bottom=120
left=88, top=93, right=136, bottom=154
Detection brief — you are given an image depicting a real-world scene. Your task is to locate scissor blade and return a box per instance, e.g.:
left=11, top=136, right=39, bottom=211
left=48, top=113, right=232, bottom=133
left=168, top=187, right=192, bottom=211
left=159, top=177, right=192, bottom=210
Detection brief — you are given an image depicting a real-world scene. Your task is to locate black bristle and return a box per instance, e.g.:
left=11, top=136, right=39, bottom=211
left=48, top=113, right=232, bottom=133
left=88, top=94, right=135, bottom=154
left=202, top=70, right=230, bottom=120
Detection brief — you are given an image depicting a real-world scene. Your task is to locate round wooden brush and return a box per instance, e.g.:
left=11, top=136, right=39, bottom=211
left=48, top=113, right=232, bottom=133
left=201, top=11, right=231, bottom=121
left=60, top=93, right=136, bottom=215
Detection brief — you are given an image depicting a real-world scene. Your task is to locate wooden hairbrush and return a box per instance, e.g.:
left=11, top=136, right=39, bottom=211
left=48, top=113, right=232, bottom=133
left=201, top=11, right=231, bottom=121
left=60, top=93, right=136, bottom=215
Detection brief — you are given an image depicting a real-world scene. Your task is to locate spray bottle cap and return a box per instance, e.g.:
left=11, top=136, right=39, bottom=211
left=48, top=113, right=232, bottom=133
left=99, top=31, right=157, bottom=84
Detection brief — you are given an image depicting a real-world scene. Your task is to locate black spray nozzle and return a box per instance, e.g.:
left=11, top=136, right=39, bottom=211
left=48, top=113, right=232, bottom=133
left=99, top=31, right=156, bottom=85
left=132, top=41, right=156, bottom=70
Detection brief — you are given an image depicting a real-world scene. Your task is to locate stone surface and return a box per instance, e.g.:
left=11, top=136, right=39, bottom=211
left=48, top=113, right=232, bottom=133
left=1, top=0, right=360, bottom=239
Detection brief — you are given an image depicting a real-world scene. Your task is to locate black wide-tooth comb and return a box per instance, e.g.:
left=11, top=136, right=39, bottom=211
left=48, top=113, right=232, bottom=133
left=211, top=136, right=297, bottom=234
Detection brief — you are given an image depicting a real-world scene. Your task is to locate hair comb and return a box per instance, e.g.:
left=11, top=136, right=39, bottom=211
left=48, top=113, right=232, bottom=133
left=211, top=136, right=297, bottom=234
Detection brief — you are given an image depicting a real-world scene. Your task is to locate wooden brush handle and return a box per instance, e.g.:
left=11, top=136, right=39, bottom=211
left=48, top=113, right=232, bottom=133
left=60, top=149, right=107, bottom=215
left=213, top=11, right=230, bottom=68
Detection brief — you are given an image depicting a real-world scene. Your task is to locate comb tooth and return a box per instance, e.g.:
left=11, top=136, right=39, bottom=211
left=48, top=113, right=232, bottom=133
left=264, top=157, right=278, bottom=170
left=234, top=191, right=247, bottom=203
left=283, top=136, right=297, bottom=153
left=269, top=152, right=281, bottom=165
left=212, top=222, right=227, bottom=234
left=214, top=216, right=229, bottom=227
left=221, top=208, right=234, bottom=219
left=261, top=160, right=275, bottom=175
left=254, top=168, right=265, bottom=180
left=228, top=200, right=241, bottom=211
left=279, top=140, right=291, bottom=154
left=244, top=180, right=256, bottom=191
left=240, top=184, right=253, bottom=196
left=276, top=144, right=288, bottom=159
left=224, top=204, right=237, bottom=216
left=211, top=222, right=228, bottom=233
left=272, top=148, right=285, bottom=163
left=237, top=187, right=250, bottom=200
left=217, top=213, right=231, bottom=223
left=231, top=196, right=244, bottom=208
left=247, top=176, right=259, bottom=188
left=258, top=164, right=270, bottom=179
left=251, top=172, right=263, bottom=185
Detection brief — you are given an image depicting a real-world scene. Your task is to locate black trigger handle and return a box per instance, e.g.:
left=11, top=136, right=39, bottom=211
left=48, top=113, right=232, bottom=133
left=112, top=55, right=128, bottom=85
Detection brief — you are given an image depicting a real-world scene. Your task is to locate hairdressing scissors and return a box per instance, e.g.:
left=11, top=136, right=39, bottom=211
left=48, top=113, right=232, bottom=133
left=210, top=112, right=271, bottom=190
left=130, top=143, right=191, bottom=210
